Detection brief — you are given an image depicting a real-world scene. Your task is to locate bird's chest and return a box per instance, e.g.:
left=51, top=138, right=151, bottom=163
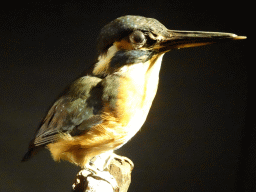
left=102, top=54, right=163, bottom=141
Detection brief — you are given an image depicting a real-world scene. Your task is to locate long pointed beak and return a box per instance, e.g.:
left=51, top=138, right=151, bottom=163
left=158, top=30, right=247, bottom=52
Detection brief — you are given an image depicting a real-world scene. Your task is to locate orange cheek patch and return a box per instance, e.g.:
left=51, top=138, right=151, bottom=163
left=114, top=40, right=133, bottom=50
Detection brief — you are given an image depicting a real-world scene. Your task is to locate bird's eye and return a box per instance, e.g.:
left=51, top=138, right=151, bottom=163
left=129, top=30, right=146, bottom=47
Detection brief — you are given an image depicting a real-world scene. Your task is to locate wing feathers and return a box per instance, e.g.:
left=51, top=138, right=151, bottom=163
left=31, top=76, right=104, bottom=148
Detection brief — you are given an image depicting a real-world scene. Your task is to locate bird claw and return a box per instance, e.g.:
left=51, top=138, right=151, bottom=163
left=110, top=154, right=134, bottom=169
left=75, top=153, right=132, bottom=191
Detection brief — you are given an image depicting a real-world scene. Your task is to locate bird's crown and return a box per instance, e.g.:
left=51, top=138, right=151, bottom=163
left=97, top=15, right=169, bottom=53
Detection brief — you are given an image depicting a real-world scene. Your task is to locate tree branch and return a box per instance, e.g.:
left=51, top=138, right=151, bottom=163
left=72, top=154, right=133, bottom=192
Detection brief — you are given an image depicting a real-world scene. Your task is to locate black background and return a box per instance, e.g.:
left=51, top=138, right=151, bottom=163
left=0, top=0, right=251, bottom=191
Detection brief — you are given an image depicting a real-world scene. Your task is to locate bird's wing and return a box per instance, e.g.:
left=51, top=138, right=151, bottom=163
left=33, top=76, right=104, bottom=147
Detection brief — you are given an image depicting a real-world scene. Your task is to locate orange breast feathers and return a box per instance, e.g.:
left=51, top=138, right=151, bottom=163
left=47, top=109, right=127, bottom=167
left=46, top=74, right=143, bottom=167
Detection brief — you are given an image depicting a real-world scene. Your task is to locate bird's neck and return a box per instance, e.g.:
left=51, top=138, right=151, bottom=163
left=109, top=53, right=164, bottom=142
left=107, top=53, right=164, bottom=123
left=92, top=44, right=164, bottom=124
left=116, top=53, right=164, bottom=92
left=93, top=45, right=118, bottom=76
left=116, top=53, right=164, bottom=105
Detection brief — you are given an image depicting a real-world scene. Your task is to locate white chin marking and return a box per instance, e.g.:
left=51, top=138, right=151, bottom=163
left=93, top=44, right=118, bottom=74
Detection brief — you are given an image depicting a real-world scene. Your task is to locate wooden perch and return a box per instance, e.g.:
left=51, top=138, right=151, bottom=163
left=72, top=154, right=133, bottom=192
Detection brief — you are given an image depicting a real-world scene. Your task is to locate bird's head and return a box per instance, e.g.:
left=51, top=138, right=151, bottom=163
left=92, top=15, right=246, bottom=76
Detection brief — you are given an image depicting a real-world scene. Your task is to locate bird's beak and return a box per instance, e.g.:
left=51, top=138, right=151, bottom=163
left=158, top=30, right=247, bottom=52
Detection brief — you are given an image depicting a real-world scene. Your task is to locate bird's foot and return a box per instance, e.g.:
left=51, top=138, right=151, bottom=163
left=107, top=153, right=134, bottom=170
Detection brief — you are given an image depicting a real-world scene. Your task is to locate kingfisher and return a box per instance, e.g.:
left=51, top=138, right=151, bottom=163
left=22, top=15, right=246, bottom=174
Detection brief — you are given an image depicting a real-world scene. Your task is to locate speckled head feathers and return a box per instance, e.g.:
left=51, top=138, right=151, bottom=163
left=97, top=15, right=169, bottom=53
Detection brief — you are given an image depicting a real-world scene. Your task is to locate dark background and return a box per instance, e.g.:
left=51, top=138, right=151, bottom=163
left=0, top=0, right=251, bottom=191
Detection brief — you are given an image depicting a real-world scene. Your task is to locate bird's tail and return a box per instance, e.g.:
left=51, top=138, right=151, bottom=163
left=21, top=141, right=44, bottom=162
left=21, top=148, right=35, bottom=162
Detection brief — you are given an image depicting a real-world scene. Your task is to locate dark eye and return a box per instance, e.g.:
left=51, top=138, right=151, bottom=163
left=129, top=30, right=146, bottom=46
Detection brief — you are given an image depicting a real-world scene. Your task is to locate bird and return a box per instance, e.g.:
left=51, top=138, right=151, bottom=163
left=22, top=15, right=246, bottom=171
